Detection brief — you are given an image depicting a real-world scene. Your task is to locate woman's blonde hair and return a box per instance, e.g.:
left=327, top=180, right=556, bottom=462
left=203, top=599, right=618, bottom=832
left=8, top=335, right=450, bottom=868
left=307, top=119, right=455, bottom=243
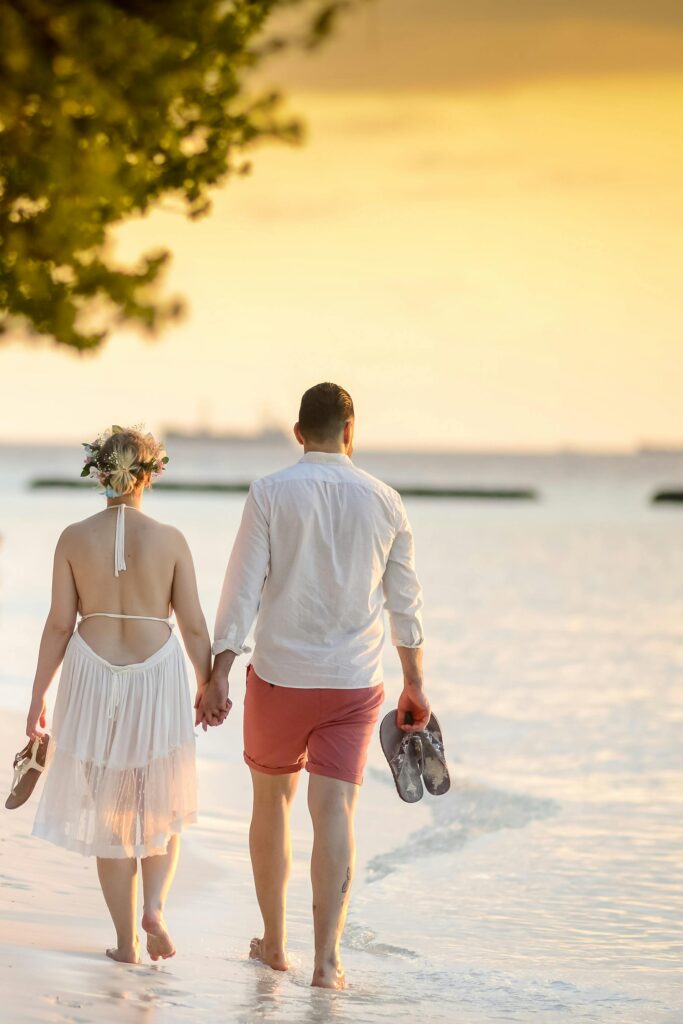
left=81, top=425, right=168, bottom=494
left=100, top=430, right=156, bottom=495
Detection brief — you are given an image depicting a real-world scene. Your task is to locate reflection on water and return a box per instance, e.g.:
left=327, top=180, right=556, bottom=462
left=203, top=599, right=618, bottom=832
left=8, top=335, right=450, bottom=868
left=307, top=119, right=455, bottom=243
left=238, top=966, right=286, bottom=1023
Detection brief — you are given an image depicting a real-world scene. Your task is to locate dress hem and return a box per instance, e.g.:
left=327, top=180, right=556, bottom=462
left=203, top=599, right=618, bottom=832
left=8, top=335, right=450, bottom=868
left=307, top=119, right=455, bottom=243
left=31, top=811, right=197, bottom=859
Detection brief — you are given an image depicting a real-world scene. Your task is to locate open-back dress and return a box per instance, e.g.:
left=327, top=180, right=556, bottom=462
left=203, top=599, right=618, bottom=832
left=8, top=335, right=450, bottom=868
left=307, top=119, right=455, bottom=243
left=32, top=505, right=197, bottom=858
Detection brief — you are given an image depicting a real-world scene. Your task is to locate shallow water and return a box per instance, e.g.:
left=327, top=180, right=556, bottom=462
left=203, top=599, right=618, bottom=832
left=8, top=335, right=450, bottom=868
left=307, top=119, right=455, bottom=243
left=1, top=444, right=682, bottom=1021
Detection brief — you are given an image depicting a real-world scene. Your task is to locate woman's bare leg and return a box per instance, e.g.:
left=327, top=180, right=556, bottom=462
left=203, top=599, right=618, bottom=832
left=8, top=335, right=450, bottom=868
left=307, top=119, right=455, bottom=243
left=140, top=833, right=180, bottom=960
left=96, top=857, right=140, bottom=964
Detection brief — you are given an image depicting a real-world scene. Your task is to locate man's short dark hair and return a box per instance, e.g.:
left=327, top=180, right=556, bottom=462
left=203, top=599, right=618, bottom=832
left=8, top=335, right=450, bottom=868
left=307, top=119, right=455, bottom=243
left=298, top=382, right=354, bottom=441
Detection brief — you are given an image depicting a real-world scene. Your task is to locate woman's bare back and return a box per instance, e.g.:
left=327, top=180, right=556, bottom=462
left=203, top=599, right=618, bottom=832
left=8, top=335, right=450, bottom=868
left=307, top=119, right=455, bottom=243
left=64, top=507, right=183, bottom=665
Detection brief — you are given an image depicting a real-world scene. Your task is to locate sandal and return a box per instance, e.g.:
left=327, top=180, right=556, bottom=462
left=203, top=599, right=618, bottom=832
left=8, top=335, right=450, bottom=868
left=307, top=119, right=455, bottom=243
left=5, top=735, right=50, bottom=810
left=380, top=712, right=424, bottom=803
left=420, top=713, right=451, bottom=796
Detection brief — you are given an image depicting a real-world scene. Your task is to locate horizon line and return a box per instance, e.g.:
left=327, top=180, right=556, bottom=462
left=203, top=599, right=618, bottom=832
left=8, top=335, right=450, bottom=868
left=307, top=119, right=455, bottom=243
left=1, top=438, right=683, bottom=458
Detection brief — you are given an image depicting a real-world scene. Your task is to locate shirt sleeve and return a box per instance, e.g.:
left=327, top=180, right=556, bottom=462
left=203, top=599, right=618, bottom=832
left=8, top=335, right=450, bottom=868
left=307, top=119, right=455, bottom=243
left=382, top=497, right=424, bottom=648
left=212, top=484, right=270, bottom=657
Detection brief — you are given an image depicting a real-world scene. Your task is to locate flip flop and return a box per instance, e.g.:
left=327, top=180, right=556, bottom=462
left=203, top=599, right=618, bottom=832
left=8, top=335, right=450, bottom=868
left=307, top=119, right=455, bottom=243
left=5, top=735, right=50, bottom=810
left=420, top=713, right=451, bottom=796
left=380, top=711, right=424, bottom=803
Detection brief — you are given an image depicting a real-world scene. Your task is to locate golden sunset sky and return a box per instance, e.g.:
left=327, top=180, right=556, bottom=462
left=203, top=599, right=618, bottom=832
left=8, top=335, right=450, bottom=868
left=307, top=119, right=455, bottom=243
left=2, top=0, right=682, bottom=449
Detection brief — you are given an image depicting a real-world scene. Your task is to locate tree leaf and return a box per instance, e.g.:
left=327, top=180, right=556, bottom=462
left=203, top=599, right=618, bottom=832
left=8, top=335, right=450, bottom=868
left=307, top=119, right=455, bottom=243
left=0, top=1, right=358, bottom=351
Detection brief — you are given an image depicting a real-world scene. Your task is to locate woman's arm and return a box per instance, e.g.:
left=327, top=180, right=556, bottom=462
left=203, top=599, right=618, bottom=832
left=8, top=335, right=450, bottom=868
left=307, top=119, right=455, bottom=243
left=26, top=530, right=79, bottom=739
left=170, top=531, right=212, bottom=702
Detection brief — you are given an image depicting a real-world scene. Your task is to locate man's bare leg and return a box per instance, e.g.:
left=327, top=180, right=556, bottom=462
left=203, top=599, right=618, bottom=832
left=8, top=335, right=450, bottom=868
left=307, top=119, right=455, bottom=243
left=248, top=767, right=299, bottom=970
left=307, top=774, right=359, bottom=989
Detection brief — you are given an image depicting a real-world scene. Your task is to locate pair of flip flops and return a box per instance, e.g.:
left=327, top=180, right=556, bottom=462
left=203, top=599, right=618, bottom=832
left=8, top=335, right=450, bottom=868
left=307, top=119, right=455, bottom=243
left=380, top=712, right=450, bottom=803
left=5, top=735, right=50, bottom=810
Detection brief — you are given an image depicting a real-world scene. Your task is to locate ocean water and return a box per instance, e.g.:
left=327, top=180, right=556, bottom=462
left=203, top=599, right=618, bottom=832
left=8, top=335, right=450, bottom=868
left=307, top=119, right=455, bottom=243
left=1, top=442, right=682, bottom=1022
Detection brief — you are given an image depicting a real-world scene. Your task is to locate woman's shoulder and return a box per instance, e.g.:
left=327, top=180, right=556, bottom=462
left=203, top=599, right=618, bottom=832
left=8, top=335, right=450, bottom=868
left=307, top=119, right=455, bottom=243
left=57, top=514, right=97, bottom=543
left=58, top=509, right=114, bottom=539
left=58, top=509, right=185, bottom=543
left=128, top=511, right=189, bottom=553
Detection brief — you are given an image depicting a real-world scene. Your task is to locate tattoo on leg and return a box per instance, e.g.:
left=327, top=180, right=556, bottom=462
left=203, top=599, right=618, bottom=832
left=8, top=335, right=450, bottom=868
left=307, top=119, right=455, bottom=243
left=341, top=867, right=351, bottom=894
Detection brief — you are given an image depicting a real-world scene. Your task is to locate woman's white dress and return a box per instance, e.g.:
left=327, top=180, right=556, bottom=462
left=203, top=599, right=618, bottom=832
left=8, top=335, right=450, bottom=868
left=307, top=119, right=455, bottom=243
left=32, top=507, right=197, bottom=858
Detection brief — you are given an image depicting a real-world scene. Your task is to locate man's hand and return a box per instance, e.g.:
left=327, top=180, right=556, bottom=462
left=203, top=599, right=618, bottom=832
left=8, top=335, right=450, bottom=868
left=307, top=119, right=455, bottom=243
left=26, top=696, right=47, bottom=741
left=397, top=682, right=431, bottom=733
left=197, top=674, right=233, bottom=732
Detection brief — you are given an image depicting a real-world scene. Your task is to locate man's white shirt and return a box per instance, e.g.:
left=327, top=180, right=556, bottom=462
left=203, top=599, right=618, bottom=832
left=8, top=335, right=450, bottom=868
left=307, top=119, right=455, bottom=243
left=213, top=451, right=424, bottom=689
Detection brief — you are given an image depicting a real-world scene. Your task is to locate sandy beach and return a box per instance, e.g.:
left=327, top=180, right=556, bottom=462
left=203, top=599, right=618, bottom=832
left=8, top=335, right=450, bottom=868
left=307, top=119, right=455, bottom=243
left=1, top=705, right=440, bottom=1024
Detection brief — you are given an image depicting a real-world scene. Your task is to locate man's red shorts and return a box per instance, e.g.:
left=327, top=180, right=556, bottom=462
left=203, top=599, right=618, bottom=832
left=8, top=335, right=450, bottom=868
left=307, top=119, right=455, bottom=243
left=243, top=665, right=384, bottom=786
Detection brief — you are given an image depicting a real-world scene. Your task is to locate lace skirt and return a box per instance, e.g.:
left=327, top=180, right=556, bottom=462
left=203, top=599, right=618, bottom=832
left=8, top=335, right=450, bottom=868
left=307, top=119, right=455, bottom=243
left=33, top=630, right=197, bottom=858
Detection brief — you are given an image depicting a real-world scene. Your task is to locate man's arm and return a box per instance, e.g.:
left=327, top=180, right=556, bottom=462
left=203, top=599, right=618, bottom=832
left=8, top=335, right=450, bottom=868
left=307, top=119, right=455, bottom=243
left=199, top=485, right=270, bottom=729
left=383, top=500, right=430, bottom=733
left=396, top=645, right=430, bottom=733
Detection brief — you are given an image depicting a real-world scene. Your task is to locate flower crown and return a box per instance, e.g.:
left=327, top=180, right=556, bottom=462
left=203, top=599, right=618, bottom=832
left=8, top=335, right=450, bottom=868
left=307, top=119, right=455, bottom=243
left=81, top=424, right=169, bottom=493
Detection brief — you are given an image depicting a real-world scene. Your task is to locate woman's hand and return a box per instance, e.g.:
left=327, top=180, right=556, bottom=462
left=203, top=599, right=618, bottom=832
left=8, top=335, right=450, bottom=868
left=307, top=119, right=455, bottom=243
left=194, top=683, right=209, bottom=726
left=26, top=697, right=47, bottom=741
left=197, top=675, right=232, bottom=732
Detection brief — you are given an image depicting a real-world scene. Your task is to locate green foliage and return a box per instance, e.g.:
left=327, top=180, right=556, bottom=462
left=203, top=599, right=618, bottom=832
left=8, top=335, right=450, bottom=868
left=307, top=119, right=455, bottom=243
left=0, top=0, right=356, bottom=350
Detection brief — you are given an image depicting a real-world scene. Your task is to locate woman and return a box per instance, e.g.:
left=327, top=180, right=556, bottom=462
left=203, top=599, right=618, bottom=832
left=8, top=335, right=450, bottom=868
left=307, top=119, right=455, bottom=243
left=25, top=426, right=210, bottom=964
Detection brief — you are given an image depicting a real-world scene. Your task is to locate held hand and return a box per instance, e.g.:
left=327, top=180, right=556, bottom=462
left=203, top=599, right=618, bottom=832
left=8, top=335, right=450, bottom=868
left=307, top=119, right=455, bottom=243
left=397, top=682, right=431, bottom=733
left=198, top=675, right=233, bottom=732
left=194, top=683, right=208, bottom=727
left=26, top=697, right=47, bottom=741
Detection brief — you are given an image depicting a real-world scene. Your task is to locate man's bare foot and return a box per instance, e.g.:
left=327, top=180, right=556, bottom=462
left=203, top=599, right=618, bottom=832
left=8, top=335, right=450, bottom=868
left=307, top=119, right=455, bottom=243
left=142, top=910, right=176, bottom=961
left=106, top=942, right=140, bottom=965
left=311, top=957, right=347, bottom=990
left=249, top=936, right=288, bottom=972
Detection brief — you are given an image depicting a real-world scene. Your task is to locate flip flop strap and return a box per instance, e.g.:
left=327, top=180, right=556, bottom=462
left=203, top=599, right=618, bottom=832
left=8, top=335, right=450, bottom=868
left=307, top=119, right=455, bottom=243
left=411, top=734, right=424, bottom=772
left=420, top=729, right=445, bottom=760
left=11, top=739, right=46, bottom=791
left=390, top=733, right=424, bottom=775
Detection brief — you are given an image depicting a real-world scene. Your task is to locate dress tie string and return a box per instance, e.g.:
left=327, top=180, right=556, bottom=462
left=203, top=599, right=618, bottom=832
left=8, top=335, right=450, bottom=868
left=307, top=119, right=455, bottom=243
left=106, top=664, right=130, bottom=720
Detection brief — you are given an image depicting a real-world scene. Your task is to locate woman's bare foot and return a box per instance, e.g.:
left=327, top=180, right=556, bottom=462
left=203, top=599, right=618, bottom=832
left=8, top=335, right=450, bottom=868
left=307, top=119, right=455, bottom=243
left=311, top=957, right=347, bottom=990
left=141, top=910, right=176, bottom=961
left=249, top=936, right=288, bottom=972
left=106, top=942, right=140, bottom=965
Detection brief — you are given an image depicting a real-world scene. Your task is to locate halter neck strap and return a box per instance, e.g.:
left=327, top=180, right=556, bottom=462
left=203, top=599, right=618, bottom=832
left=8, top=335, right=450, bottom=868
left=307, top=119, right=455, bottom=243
left=105, top=504, right=127, bottom=577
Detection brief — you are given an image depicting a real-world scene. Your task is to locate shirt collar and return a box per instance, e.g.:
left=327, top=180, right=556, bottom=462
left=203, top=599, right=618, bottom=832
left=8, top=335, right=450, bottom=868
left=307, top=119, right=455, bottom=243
left=299, top=451, right=352, bottom=465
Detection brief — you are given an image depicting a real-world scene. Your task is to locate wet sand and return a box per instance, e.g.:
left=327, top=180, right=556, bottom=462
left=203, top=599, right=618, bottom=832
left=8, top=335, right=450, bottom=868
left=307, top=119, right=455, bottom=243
left=0, top=709, right=435, bottom=1024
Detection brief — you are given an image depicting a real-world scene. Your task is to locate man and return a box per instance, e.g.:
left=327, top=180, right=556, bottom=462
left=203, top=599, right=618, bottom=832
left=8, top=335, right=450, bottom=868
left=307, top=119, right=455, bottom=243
left=198, top=382, right=430, bottom=989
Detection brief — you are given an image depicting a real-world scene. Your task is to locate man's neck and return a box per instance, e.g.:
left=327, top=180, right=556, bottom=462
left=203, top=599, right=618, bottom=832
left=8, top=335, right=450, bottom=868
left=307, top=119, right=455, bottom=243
left=303, top=444, right=348, bottom=455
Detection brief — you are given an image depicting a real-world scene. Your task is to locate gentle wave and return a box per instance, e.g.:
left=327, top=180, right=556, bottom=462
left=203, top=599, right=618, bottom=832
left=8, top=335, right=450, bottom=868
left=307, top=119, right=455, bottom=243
left=366, top=775, right=557, bottom=883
